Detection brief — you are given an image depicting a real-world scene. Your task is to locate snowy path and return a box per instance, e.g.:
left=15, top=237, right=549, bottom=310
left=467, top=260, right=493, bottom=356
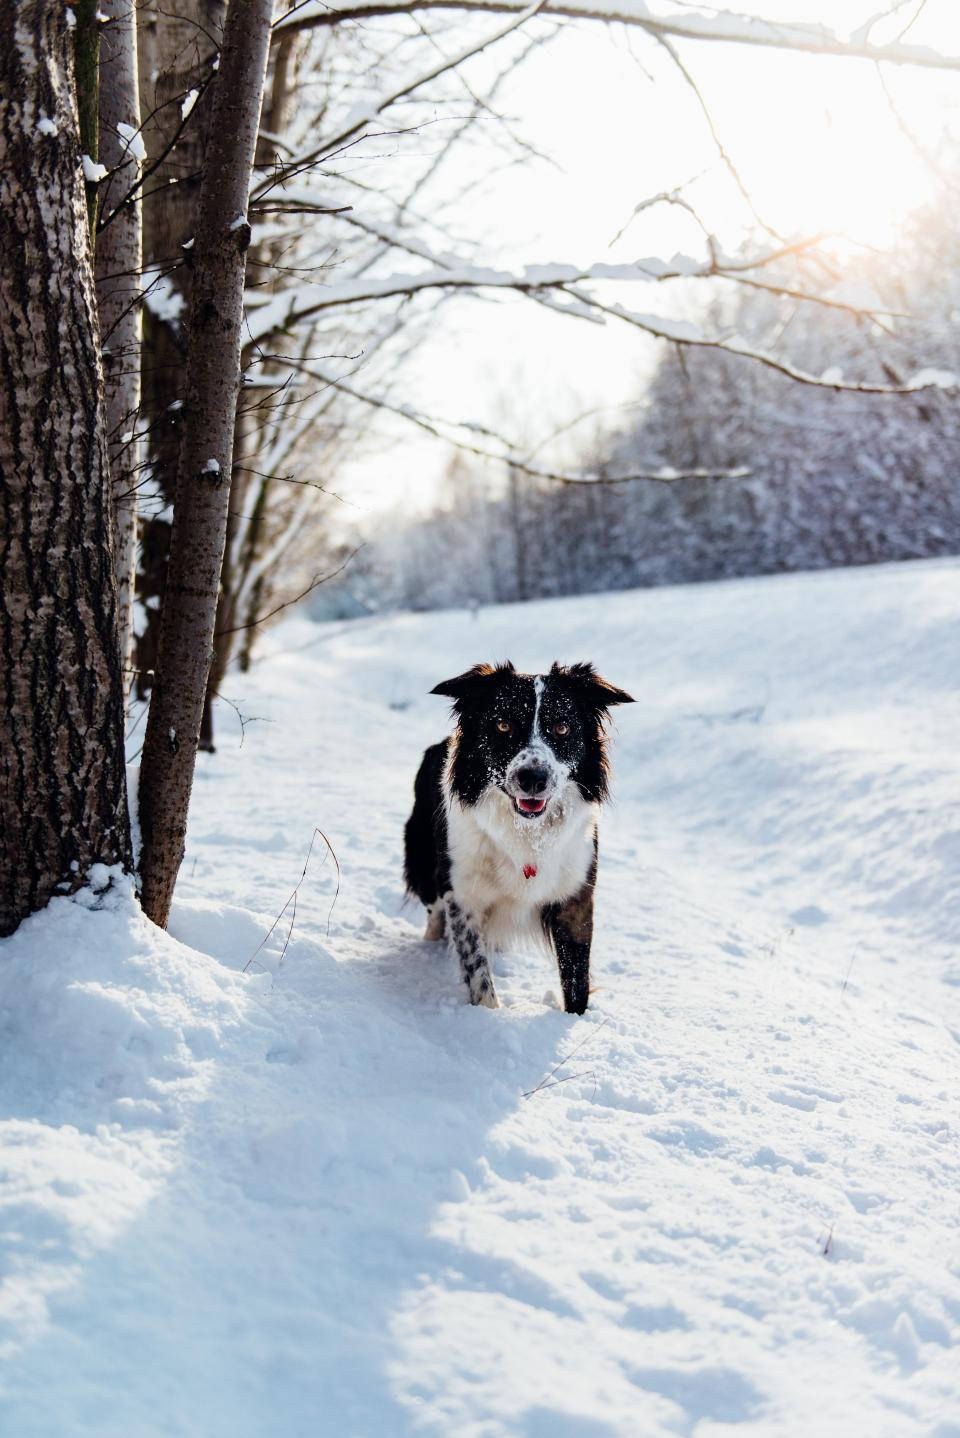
left=2, top=560, right=959, bottom=1437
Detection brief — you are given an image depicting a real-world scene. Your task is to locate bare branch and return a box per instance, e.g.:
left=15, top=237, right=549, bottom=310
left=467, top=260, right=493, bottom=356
left=292, top=360, right=751, bottom=483
left=254, top=0, right=548, bottom=199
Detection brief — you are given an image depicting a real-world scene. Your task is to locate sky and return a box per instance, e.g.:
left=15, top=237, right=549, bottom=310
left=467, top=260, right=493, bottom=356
left=336, top=0, right=960, bottom=511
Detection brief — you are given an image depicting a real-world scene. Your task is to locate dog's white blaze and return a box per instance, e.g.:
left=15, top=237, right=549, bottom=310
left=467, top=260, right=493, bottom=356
left=531, top=675, right=544, bottom=741
left=504, top=674, right=568, bottom=806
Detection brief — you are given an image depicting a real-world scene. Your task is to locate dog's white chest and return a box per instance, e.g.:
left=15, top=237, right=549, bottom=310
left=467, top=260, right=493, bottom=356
left=446, top=786, right=597, bottom=946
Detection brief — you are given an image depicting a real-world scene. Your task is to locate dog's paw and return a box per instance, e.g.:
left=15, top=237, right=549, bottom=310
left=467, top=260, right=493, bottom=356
left=469, top=975, right=500, bottom=1009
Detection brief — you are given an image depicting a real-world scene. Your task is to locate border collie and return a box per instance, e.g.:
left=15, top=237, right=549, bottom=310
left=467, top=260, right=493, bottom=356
left=404, top=661, right=633, bottom=1013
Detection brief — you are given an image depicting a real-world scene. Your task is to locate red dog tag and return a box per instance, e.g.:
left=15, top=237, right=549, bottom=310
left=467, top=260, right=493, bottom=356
left=523, top=864, right=537, bottom=879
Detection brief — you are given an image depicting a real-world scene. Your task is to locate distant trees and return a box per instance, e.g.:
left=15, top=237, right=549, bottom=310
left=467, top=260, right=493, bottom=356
left=331, top=222, right=960, bottom=613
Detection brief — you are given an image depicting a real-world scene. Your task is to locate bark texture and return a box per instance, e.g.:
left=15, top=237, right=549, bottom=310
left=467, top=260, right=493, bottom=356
left=138, top=0, right=275, bottom=928
left=0, top=1, right=132, bottom=937
left=96, top=0, right=142, bottom=677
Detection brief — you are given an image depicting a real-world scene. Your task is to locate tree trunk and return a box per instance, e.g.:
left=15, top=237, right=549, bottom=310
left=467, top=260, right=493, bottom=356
left=200, top=31, right=300, bottom=751
left=0, top=0, right=132, bottom=937
left=138, top=0, right=275, bottom=928
left=199, top=408, right=251, bottom=752
left=73, top=0, right=100, bottom=235
left=507, top=466, right=529, bottom=602
left=134, top=0, right=226, bottom=697
left=96, top=0, right=142, bottom=681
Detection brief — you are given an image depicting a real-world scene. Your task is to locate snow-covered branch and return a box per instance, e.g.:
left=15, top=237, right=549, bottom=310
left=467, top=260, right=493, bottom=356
left=245, top=251, right=949, bottom=394
left=574, top=289, right=955, bottom=393
left=274, top=1, right=960, bottom=73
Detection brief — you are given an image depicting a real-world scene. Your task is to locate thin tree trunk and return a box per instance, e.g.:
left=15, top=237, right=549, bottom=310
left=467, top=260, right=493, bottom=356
left=0, top=1, right=131, bottom=937
left=96, top=0, right=142, bottom=681
left=200, top=31, right=299, bottom=751
left=74, top=0, right=100, bottom=235
left=135, top=0, right=226, bottom=697
left=199, top=408, right=251, bottom=752
left=138, top=0, right=275, bottom=928
left=508, top=466, right=529, bottom=602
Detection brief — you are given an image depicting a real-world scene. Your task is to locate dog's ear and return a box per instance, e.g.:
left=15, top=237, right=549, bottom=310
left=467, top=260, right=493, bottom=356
left=551, top=661, right=634, bottom=711
left=431, top=661, right=514, bottom=701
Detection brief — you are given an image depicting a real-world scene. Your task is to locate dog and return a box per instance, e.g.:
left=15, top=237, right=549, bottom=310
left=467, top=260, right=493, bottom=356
left=404, top=661, right=633, bottom=1013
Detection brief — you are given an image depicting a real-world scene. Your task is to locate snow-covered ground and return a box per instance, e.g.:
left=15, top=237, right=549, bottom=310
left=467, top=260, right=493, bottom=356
left=2, top=558, right=959, bottom=1438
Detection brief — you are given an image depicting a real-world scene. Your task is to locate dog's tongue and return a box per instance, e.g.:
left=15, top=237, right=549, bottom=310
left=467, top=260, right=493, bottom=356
left=517, top=797, right=546, bottom=814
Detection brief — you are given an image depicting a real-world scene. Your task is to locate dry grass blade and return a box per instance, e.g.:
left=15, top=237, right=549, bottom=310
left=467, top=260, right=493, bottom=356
left=242, top=825, right=341, bottom=974
left=523, top=1015, right=611, bottom=1098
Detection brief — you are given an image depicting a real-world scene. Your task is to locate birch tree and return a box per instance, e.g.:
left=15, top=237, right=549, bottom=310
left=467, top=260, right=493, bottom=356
left=0, top=0, right=131, bottom=937
left=138, top=0, right=276, bottom=928
left=96, top=0, right=143, bottom=675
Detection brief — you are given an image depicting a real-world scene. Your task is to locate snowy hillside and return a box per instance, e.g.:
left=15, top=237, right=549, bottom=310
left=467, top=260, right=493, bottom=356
left=2, top=558, right=959, bottom=1438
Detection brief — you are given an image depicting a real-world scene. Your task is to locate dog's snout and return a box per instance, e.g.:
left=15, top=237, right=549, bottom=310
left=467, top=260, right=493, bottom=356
left=515, top=764, right=550, bottom=795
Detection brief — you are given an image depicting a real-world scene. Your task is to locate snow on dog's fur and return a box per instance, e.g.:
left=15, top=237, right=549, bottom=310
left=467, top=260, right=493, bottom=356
left=404, top=661, right=633, bottom=1012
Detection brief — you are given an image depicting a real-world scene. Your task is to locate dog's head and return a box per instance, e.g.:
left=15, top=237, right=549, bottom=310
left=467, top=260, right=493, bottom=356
left=432, top=661, right=634, bottom=819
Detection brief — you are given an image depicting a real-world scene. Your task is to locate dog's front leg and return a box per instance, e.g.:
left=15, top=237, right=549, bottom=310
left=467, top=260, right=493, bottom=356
left=443, top=893, right=498, bottom=1008
left=543, top=878, right=595, bottom=1016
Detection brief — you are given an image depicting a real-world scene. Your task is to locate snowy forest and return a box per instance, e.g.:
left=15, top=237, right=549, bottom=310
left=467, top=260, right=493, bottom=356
left=2, top=2, right=959, bottom=1435
left=337, top=210, right=960, bottom=613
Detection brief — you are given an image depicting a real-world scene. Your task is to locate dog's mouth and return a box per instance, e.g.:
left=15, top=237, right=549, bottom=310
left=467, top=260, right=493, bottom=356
left=512, top=795, right=548, bottom=817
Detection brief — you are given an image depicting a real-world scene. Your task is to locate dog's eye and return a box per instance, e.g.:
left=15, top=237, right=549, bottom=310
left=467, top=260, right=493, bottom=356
left=495, top=719, right=513, bottom=734
left=553, top=722, right=570, bottom=736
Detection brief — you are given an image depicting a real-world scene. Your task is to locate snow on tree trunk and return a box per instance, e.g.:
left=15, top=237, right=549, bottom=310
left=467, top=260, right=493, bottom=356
left=138, top=0, right=275, bottom=929
left=0, top=0, right=132, bottom=937
left=96, top=0, right=142, bottom=681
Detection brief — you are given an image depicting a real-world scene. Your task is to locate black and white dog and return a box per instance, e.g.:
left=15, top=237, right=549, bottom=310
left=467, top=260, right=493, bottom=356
left=404, top=661, right=633, bottom=1013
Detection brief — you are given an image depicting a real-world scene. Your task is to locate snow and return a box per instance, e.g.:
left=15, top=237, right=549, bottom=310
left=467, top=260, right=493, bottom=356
left=80, top=155, right=108, bottom=183
left=142, top=267, right=184, bottom=325
left=2, top=558, right=960, bottom=1436
left=181, top=88, right=199, bottom=120
left=244, top=259, right=697, bottom=342
left=908, top=368, right=959, bottom=390
left=36, top=116, right=57, bottom=137
left=202, top=458, right=221, bottom=474
left=115, top=122, right=146, bottom=163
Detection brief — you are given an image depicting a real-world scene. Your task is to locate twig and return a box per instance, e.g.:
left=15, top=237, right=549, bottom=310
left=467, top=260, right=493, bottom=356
left=761, top=926, right=795, bottom=960
left=242, top=824, right=341, bottom=974
left=215, top=549, right=362, bottom=636
left=840, top=947, right=860, bottom=996
left=290, top=360, right=750, bottom=484
left=212, top=691, right=272, bottom=748
left=524, top=1068, right=598, bottom=1098
left=523, top=1016, right=611, bottom=1098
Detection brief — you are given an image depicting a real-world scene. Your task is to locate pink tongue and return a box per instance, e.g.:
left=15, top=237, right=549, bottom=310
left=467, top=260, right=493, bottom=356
left=518, top=798, right=546, bottom=813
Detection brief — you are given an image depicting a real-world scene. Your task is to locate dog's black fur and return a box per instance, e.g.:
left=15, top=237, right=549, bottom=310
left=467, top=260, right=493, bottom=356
left=404, top=661, right=633, bottom=1012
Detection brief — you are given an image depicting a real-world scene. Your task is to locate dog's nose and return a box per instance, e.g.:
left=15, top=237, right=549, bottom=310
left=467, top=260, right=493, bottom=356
left=515, top=764, right=550, bottom=795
